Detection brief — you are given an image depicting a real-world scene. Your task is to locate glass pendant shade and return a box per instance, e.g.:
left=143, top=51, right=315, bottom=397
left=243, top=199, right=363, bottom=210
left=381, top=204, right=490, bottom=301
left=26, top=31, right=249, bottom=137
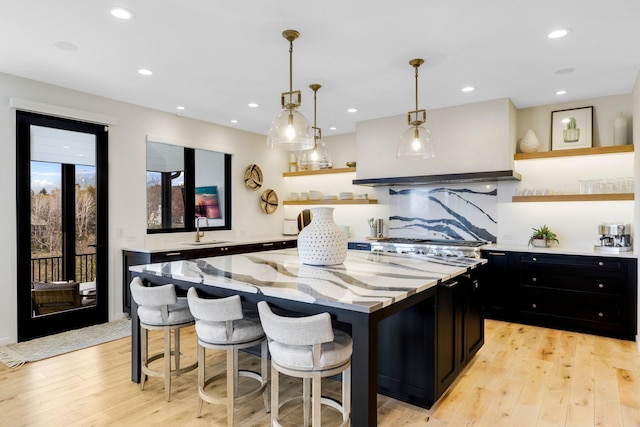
left=307, top=139, right=332, bottom=170
left=397, top=124, right=435, bottom=158
left=267, top=108, right=314, bottom=150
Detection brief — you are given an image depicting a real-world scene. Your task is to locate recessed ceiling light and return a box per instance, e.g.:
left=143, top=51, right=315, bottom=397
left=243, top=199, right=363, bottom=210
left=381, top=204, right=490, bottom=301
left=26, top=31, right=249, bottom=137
left=347, top=108, right=358, bottom=113
left=230, top=119, right=238, bottom=124
left=54, top=41, right=78, bottom=51
left=548, top=28, right=570, bottom=39
left=462, top=86, right=475, bottom=92
left=556, top=90, right=567, bottom=95
left=329, top=127, right=336, bottom=130
left=248, top=103, right=259, bottom=108
left=138, top=69, right=153, bottom=76
left=555, top=67, right=575, bottom=75
left=110, top=7, right=134, bottom=20
left=176, top=106, right=185, bottom=110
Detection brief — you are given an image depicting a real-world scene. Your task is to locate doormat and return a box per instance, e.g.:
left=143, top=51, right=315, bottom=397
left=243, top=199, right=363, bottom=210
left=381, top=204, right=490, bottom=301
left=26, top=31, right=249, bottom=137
left=0, top=318, right=131, bottom=368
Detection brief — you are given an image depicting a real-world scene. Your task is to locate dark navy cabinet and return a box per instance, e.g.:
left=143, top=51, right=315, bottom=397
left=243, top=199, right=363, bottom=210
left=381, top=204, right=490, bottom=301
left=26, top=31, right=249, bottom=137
left=481, top=250, right=637, bottom=340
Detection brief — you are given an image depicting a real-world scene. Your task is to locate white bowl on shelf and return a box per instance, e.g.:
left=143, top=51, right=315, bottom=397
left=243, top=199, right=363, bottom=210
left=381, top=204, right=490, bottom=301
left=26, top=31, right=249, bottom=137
left=339, top=192, right=354, bottom=200
left=309, top=190, right=322, bottom=200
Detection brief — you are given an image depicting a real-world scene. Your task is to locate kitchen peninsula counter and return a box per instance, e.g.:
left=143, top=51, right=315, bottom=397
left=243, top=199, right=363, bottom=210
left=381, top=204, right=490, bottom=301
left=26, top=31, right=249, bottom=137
left=130, top=248, right=486, bottom=426
left=123, top=234, right=297, bottom=253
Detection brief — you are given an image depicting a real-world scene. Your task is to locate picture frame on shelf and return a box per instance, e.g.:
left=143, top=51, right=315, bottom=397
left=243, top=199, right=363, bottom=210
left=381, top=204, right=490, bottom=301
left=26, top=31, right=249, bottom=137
left=551, top=106, right=593, bottom=151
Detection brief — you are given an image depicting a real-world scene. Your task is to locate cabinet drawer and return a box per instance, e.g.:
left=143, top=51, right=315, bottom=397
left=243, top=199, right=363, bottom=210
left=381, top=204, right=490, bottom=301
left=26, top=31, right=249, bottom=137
left=519, top=288, right=623, bottom=325
left=518, top=254, right=624, bottom=272
left=519, top=272, right=624, bottom=295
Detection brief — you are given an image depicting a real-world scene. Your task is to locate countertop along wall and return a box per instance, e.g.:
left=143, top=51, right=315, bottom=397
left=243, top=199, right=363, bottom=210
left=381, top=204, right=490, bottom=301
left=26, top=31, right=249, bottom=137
left=0, top=72, right=289, bottom=345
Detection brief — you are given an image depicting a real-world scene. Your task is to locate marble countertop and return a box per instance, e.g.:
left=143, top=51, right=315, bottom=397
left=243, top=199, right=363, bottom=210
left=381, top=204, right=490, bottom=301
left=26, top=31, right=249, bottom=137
left=130, top=248, right=486, bottom=313
left=483, top=243, right=638, bottom=258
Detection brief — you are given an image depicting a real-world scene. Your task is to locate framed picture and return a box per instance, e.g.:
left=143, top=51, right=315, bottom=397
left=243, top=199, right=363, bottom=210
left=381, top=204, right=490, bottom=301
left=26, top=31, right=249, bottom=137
left=551, top=106, right=593, bottom=150
left=195, top=186, right=221, bottom=219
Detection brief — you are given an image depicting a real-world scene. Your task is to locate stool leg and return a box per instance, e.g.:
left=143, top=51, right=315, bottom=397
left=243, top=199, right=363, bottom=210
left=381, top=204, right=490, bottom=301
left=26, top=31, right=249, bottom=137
left=164, top=327, right=172, bottom=401
left=271, top=365, right=279, bottom=424
left=312, top=375, right=321, bottom=427
left=233, top=348, right=239, bottom=398
left=343, top=365, right=351, bottom=423
left=261, top=339, right=269, bottom=413
left=303, top=378, right=311, bottom=427
left=226, top=349, right=235, bottom=427
left=196, top=344, right=205, bottom=418
left=140, top=327, right=148, bottom=390
left=174, top=328, right=181, bottom=370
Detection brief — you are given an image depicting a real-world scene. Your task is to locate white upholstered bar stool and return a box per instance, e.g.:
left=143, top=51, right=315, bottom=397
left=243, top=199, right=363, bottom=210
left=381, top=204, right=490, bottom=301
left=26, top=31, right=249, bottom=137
left=257, top=301, right=352, bottom=427
left=187, top=287, right=269, bottom=426
left=130, top=277, right=197, bottom=401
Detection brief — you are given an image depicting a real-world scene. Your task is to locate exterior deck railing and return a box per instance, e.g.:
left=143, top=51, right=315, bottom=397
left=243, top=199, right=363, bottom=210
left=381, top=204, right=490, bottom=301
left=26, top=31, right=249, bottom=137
left=30, top=253, right=96, bottom=283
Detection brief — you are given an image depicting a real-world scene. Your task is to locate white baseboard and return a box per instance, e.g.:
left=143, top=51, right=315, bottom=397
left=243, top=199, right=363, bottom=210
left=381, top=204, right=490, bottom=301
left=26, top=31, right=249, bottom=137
left=0, top=337, right=14, bottom=346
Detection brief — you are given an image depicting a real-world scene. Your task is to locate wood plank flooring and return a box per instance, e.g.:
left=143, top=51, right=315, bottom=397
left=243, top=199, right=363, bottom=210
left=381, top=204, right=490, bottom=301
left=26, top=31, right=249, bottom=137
left=1, top=319, right=640, bottom=426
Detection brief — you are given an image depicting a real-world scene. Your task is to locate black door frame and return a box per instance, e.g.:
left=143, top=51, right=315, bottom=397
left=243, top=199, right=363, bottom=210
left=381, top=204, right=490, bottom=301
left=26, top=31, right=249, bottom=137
left=16, top=111, right=109, bottom=341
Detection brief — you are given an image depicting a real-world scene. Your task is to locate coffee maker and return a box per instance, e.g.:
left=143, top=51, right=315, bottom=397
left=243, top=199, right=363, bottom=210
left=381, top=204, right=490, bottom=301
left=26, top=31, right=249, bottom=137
left=595, top=222, right=632, bottom=253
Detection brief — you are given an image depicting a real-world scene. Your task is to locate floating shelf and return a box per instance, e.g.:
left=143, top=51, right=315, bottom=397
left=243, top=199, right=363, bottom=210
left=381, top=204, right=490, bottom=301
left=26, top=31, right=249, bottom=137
left=512, top=193, right=634, bottom=203
left=514, top=145, right=633, bottom=161
left=283, top=167, right=356, bottom=177
left=283, top=199, right=377, bottom=205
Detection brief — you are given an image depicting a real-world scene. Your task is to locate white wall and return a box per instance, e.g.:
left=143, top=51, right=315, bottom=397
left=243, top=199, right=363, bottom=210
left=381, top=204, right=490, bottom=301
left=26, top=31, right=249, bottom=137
left=0, top=72, right=288, bottom=345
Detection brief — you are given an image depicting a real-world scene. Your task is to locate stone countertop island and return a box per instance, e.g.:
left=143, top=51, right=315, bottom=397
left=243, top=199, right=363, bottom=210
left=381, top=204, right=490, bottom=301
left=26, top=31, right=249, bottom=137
left=130, top=248, right=486, bottom=426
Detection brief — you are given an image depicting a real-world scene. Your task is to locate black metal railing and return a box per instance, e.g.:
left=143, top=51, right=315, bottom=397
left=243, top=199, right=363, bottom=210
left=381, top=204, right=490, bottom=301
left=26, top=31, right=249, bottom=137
left=30, top=253, right=96, bottom=283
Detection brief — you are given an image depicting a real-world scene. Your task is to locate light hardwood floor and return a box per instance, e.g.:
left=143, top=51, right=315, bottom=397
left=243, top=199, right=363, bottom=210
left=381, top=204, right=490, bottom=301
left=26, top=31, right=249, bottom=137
left=2, top=319, right=640, bottom=426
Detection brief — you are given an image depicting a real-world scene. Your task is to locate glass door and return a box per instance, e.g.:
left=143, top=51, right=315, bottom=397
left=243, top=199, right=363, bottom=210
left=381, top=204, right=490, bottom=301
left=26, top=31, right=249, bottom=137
left=16, top=111, right=108, bottom=341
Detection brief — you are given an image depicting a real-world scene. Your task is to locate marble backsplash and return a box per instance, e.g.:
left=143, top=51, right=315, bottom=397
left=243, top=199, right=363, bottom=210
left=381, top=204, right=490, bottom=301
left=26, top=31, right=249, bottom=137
left=388, top=184, right=498, bottom=242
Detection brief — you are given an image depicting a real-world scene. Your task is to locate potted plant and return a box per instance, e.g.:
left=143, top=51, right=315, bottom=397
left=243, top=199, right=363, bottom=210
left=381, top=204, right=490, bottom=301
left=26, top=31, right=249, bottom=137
left=563, top=117, right=580, bottom=142
left=528, top=225, right=559, bottom=247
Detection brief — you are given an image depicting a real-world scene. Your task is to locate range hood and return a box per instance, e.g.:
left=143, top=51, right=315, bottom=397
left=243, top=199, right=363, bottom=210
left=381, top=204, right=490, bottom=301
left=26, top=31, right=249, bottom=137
left=352, top=170, right=521, bottom=187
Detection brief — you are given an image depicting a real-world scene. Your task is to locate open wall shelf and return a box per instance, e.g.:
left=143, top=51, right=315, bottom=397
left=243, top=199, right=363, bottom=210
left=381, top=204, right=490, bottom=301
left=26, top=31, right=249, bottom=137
left=514, top=145, right=633, bottom=161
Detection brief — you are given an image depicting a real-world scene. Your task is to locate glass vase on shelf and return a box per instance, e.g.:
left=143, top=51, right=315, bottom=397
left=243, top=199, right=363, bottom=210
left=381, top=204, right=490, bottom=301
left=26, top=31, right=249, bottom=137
left=297, top=150, right=309, bottom=171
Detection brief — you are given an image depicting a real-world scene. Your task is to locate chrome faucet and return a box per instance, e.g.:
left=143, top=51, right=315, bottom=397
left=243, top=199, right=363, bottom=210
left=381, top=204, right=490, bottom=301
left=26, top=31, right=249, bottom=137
left=195, top=217, right=209, bottom=242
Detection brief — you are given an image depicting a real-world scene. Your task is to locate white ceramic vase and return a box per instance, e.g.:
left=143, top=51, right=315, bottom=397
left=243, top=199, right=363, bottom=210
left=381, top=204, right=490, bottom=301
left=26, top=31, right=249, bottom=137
left=519, top=129, right=540, bottom=153
left=614, top=113, right=628, bottom=146
left=297, top=207, right=348, bottom=265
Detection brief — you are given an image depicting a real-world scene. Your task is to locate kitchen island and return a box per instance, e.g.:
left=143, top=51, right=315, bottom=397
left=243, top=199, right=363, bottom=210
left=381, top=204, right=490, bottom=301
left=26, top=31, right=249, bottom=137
left=130, top=248, right=486, bottom=427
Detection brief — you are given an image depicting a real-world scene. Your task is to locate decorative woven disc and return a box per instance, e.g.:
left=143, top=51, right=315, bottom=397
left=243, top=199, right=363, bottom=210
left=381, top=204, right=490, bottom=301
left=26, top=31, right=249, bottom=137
left=260, top=189, right=278, bottom=214
left=244, top=164, right=263, bottom=190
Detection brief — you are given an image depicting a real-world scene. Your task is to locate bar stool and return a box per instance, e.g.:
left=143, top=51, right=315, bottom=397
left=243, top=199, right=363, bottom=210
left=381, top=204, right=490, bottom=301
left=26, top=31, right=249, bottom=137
left=257, top=301, right=352, bottom=427
left=130, top=277, right=197, bottom=401
left=186, top=288, right=269, bottom=426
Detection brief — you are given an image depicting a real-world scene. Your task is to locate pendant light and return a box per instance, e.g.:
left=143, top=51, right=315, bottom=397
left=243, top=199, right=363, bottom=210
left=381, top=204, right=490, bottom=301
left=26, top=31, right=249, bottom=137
left=306, top=84, right=332, bottom=170
left=267, top=30, right=314, bottom=151
left=397, top=58, right=436, bottom=159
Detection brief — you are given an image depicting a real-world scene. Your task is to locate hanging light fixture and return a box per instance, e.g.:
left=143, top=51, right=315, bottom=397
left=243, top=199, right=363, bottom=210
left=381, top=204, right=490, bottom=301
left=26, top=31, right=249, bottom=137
left=306, top=84, right=332, bottom=170
left=267, top=30, right=314, bottom=151
left=397, top=58, right=436, bottom=159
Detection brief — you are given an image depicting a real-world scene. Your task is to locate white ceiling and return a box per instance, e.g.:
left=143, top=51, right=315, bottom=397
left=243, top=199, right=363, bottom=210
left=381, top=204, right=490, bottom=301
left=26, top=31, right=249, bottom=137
left=2, top=0, right=640, bottom=137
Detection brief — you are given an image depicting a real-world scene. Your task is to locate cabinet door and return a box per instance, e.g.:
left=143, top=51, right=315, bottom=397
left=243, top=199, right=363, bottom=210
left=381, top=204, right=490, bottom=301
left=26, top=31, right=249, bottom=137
left=436, top=279, right=463, bottom=398
left=464, top=272, right=484, bottom=362
left=480, top=251, right=515, bottom=319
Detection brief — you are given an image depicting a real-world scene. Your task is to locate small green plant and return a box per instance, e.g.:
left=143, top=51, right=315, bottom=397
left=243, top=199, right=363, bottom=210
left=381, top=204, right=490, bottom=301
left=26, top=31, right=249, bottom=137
left=566, top=117, right=577, bottom=130
left=528, top=225, right=559, bottom=246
